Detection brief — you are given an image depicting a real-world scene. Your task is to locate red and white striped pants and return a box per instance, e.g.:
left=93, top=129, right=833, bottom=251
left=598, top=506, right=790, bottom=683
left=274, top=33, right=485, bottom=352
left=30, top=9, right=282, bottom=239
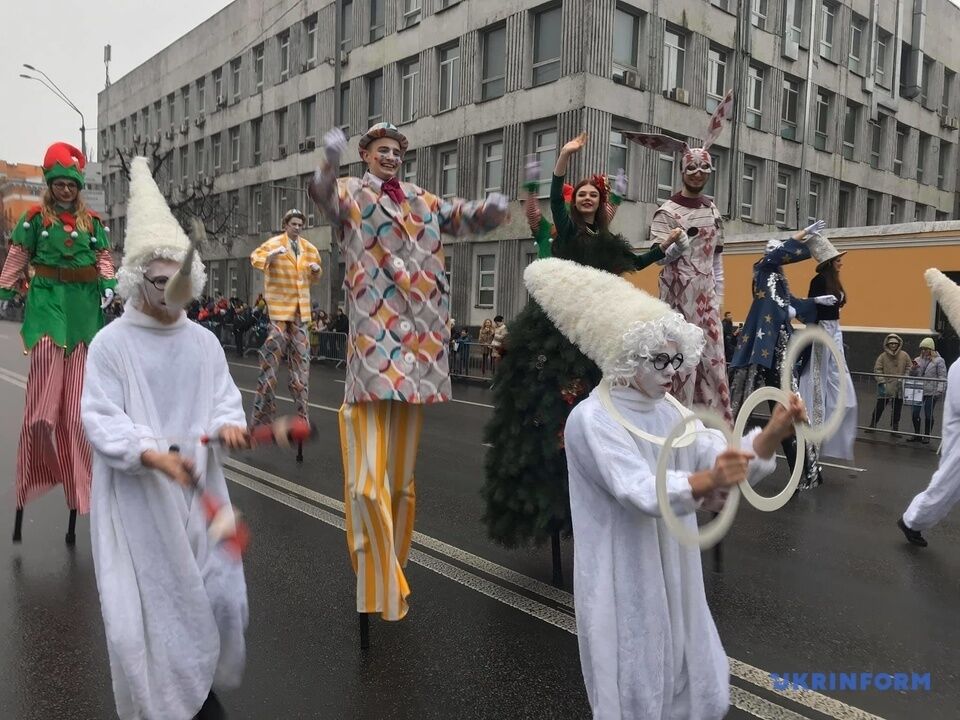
left=15, top=338, right=92, bottom=512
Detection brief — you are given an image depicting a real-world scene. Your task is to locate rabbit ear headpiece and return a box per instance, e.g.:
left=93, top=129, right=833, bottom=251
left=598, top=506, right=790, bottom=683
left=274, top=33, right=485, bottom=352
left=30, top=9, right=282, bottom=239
left=622, top=90, right=734, bottom=175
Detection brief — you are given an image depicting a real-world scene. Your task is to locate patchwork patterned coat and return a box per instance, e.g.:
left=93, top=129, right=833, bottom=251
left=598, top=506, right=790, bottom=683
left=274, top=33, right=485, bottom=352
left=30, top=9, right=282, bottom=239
left=311, top=171, right=508, bottom=404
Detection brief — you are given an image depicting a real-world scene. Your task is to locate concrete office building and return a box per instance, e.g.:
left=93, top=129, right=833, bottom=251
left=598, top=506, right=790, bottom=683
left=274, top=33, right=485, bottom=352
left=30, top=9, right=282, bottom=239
left=98, top=0, right=960, bottom=326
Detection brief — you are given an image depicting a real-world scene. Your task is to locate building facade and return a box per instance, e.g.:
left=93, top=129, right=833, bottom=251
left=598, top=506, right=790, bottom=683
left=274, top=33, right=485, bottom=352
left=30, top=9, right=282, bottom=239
left=0, top=161, right=44, bottom=246
left=97, top=0, right=960, bottom=326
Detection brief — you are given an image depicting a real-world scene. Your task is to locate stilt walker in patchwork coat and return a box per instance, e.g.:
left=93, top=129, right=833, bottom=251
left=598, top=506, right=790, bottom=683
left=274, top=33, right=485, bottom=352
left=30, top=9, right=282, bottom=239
left=0, top=142, right=117, bottom=543
left=309, top=123, right=510, bottom=634
left=249, top=209, right=322, bottom=433
left=625, top=91, right=735, bottom=425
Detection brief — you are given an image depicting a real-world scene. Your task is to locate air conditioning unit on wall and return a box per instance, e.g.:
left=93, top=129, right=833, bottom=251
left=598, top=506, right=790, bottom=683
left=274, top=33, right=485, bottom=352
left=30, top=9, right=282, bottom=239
left=666, top=87, right=690, bottom=105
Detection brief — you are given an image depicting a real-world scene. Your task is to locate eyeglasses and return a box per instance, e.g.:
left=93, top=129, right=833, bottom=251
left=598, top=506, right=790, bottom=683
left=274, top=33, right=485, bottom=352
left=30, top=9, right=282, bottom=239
left=143, top=275, right=170, bottom=290
left=648, top=352, right=684, bottom=371
left=51, top=181, right=78, bottom=191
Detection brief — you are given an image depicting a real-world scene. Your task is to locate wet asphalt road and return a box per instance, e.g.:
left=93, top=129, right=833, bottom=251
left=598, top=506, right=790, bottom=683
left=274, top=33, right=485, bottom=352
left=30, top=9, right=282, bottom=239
left=0, top=319, right=957, bottom=720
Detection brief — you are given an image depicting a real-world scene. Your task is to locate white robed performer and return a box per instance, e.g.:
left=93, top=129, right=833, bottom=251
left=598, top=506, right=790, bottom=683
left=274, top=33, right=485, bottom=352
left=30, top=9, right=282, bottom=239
left=796, top=233, right=858, bottom=461
left=899, top=269, right=960, bottom=548
left=81, top=157, right=249, bottom=720
left=524, top=258, right=806, bottom=719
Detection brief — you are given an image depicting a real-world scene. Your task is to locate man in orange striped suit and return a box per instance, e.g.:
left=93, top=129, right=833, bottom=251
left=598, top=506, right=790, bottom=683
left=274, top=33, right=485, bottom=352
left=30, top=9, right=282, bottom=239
left=249, top=209, right=322, bottom=428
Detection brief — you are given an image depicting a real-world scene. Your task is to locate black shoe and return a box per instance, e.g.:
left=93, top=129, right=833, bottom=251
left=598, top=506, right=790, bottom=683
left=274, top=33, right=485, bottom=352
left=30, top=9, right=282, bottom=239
left=907, top=436, right=921, bottom=443
left=898, top=518, right=928, bottom=547
left=194, top=692, right=227, bottom=720
left=921, top=437, right=930, bottom=445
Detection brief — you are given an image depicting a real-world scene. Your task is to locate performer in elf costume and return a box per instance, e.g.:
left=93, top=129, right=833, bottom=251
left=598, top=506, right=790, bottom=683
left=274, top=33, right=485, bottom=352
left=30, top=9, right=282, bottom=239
left=0, top=142, right=116, bottom=544
left=309, top=123, right=510, bottom=639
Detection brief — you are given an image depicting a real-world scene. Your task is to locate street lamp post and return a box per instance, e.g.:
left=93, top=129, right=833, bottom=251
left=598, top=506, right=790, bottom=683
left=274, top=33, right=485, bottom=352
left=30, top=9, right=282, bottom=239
left=20, top=64, right=87, bottom=159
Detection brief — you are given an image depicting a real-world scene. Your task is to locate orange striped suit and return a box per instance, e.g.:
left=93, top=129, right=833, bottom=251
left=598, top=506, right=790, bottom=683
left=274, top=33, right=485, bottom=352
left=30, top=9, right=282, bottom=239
left=250, top=233, right=321, bottom=322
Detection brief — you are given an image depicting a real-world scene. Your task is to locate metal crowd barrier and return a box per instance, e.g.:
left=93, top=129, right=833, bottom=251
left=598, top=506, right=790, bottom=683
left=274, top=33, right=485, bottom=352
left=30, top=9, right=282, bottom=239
left=310, top=330, right=348, bottom=367
left=448, top=341, right=500, bottom=380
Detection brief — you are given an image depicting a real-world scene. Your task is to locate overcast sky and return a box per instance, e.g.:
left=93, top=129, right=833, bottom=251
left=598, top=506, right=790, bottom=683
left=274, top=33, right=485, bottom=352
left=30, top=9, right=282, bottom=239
left=0, top=0, right=232, bottom=166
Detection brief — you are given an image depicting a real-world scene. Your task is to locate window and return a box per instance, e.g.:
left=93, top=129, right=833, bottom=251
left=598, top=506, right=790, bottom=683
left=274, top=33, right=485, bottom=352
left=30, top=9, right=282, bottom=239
left=153, top=101, right=162, bottom=131
left=195, top=140, right=205, bottom=177
left=369, top=0, right=385, bottom=41
left=481, top=26, right=506, bottom=100
left=943, top=70, right=956, bottom=116
left=212, top=134, right=222, bottom=171
left=229, top=127, right=240, bottom=171
left=808, top=177, right=822, bottom=225
left=890, top=198, right=902, bottom=223
left=196, top=78, right=206, bottom=114
left=213, top=69, right=223, bottom=104
left=301, top=174, right=316, bottom=226
left=656, top=152, right=675, bottom=202
left=167, top=92, right=175, bottom=125
left=876, top=31, right=890, bottom=88
left=915, top=203, right=926, bottom=222
left=533, top=6, right=562, bottom=85
left=838, top=184, right=853, bottom=226
left=746, top=65, right=763, bottom=129
left=444, top=255, right=454, bottom=297
left=230, top=59, right=241, bottom=100
left=711, top=0, right=729, bottom=10
left=179, top=146, right=189, bottom=184
left=400, top=58, right=419, bottom=123
left=278, top=32, right=290, bottom=79
left=480, top=138, right=503, bottom=195
left=402, top=152, right=417, bottom=184
left=751, top=0, right=768, bottom=29
left=939, top=142, right=951, bottom=189
left=866, top=192, right=879, bottom=224
left=842, top=102, right=857, bottom=160
left=921, top=56, right=933, bottom=106
left=781, top=77, right=800, bottom=140
left=741, top=161, right=757, bottom=220
left=613, top=7, right=641, bottom=80
left=789, top=0, right=805, bottom=43
left=229, top=192, right=240, bottom=235
left=302, top=96, right=317, bottom=142
left=476, top=255, right=495, bottom=308
left=252, top=188, right=263, bottom=233
left=707, top=48, right=727, bottom=113
left=276, top=108, right=287, bottom=149
left=338, top=84, right=349, bottom=133
left=775, top=171, right=791, bottom=226
left=305, top=15, right=318, bottom=63
left=254, top=44, right=264, bottom=90
left=848, top=15, right=865, bottom=72
left=814, top=90, right=830, bottom=150
left=608, top=129, right=628, bottom=179
left=367, top=73, right=383, bottom=126
left=702, top=149, right=723, bottom=198
left=820, top=2, right=835, bottom=58
left=403, top=0, right=421, bottom=27
left=894, top=124, right=906, bottom=176
left=869, top=120, right=882, bottom=169
left=530, top=126, right=558, bottom=197
left=252, top=118, right=262, bottom=164
left=918, top=133, right=930, bottom=182
left=439, top=44, right=460, bottom=112
left=662, top=29, right=686, bottom=91
left=274, top=185, right=289, bottom=222
left=341, top=0, right=353, bottom=52
left=439, top=147, right=458, bottom=199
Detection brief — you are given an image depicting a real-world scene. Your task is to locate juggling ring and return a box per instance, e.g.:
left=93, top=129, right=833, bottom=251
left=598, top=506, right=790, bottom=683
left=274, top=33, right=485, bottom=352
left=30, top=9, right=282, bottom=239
left=653, top=386, right=806, bottom=548
left=780, top=325, right=848, bottom=445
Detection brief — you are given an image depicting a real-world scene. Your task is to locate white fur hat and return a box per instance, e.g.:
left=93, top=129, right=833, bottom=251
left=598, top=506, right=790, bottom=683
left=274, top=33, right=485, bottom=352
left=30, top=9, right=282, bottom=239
left=524, top=258, right=705, bottom=379
left=926, top=268, right=960, bottom=334
left=117, top=156, right=206, bottom=300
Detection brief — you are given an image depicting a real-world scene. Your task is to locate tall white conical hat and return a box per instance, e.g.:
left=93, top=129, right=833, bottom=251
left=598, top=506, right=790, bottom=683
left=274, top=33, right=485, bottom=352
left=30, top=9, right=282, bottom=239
left=926, top=268, right=960, bottom=334
left=524, top=258, right=705, bottom=379
left=116, top=156, right=206, bottom=300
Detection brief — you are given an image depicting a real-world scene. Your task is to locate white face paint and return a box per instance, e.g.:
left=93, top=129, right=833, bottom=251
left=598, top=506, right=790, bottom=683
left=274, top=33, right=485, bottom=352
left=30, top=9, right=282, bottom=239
left=139, top=258, right=182, bottom=323
left=629, top=340, right=681, bottom=399
left=766, top=239, right=784, bottom=254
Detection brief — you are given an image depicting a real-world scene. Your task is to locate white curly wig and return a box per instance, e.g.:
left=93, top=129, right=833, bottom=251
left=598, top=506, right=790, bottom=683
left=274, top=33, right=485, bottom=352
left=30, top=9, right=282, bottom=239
left=116, top=156, right=206, bottom=300
left=524, top=258, right=704, bottom=380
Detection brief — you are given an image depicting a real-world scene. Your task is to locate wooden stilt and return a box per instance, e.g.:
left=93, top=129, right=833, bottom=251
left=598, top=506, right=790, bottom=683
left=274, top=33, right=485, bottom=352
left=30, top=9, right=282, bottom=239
left=359, top=612, right=370, bottom=650
left=551, top=529, right=564, bottom=588
left=65, top=509, right=77, bottom=545
left=296, top=440, right=303, bottom=463
left=13, top=509, right=23, bottom=543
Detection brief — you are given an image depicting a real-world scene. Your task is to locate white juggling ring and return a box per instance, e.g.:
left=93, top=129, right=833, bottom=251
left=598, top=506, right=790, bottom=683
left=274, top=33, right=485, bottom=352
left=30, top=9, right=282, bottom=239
left=781, top=325, right=848, bottom=444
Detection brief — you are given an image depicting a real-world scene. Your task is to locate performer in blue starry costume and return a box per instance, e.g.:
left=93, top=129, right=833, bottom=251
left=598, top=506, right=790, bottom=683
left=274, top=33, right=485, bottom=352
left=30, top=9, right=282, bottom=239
left=729, top=221, right=834, bottom=491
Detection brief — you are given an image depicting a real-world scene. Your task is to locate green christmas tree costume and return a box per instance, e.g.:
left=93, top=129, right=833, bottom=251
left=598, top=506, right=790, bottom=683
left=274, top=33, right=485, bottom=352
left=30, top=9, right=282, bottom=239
left=481, top=174, right=665, bottom=547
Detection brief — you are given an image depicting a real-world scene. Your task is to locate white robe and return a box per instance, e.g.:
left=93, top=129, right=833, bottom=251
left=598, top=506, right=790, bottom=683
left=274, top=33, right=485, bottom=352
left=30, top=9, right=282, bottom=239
left=81, top=303, right=249, bottom=720
left=904, top=360, right=960, bottom=530
left=797, top=319, right=858, bottom=460
left=564, top=386, right=775, bottom=720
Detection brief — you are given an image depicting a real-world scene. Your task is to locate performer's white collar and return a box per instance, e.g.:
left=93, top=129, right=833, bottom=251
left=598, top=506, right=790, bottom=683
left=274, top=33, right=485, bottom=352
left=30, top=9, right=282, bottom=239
left=598, top=379, right=697, bottom=447
left=609, top=384, right=660, bottom=411
left=123, top=300, right=189, bottom=330
left=363, top=171, right=384, bottom=190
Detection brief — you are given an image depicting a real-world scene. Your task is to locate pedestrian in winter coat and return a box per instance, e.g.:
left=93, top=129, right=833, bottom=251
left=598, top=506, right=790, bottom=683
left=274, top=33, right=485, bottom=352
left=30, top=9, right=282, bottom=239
left=908, top=337, right=948, bottom=443
left=869, top=333, right=912, bottom=434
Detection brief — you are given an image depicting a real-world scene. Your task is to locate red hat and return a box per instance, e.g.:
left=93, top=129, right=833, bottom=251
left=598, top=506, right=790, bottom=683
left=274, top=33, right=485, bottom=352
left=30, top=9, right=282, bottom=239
left=42, top=142, right=86, bottom=189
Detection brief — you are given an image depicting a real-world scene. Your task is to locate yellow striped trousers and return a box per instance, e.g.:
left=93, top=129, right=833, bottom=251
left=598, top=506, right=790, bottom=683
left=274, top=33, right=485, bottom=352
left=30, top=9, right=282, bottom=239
left=338, top=401, right=424, bottom=621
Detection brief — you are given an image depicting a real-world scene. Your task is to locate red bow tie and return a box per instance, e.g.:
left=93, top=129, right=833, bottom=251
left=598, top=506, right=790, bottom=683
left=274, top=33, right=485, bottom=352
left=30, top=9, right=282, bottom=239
left=381, top=176, right=406, bottom=205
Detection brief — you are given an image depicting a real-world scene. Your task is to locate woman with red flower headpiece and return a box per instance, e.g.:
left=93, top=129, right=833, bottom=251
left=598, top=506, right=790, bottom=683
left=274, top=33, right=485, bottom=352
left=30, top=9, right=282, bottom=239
left=482, top=132, right=684, bottom=560
left=0, top=142, right=116, bottom=543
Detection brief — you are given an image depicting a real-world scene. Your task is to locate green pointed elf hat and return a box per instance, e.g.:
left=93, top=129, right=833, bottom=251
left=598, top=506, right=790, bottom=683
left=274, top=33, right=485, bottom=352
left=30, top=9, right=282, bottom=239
left=42, top=142, right=86, bottom=189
